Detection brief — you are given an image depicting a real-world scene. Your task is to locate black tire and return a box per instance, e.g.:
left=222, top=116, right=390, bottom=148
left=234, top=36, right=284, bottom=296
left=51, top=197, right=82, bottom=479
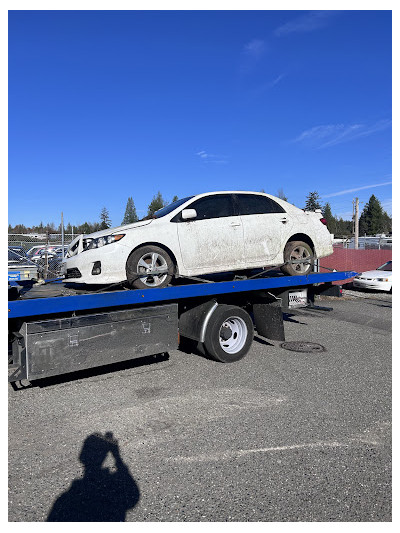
left=126, top=245, right=174, bottom=289
left=203, top=305, right=254, bottom=363
left=280, top=240, right=313, bottom=276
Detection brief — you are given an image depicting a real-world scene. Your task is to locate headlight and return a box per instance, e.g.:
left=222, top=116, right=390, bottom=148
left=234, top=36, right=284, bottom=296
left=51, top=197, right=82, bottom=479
left=83, top=234, right=125, bottom=251
left=376, top=278, right=389, bottom=282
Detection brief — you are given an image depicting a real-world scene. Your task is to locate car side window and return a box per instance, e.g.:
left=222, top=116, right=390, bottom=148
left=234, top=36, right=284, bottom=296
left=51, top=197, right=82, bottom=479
left=185, top=194, right=235, bottom=220
left=235, top=194, right=286, bottom=215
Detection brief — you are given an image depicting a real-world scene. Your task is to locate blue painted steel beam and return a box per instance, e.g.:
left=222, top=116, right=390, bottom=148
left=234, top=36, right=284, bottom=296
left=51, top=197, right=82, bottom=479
left=8, top=271, right=358, bottom=319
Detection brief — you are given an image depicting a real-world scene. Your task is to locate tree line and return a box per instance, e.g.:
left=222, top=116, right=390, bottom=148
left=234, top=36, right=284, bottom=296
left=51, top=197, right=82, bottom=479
left=302, top=190, right=392, bottom=238
left=8, top=191, right=177, bottom=236
left=8, top=189, right=391, bottom=238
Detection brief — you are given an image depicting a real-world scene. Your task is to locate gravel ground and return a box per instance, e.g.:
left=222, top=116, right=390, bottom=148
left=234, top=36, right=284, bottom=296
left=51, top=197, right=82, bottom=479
left=8, top=291, right=392, bottom=522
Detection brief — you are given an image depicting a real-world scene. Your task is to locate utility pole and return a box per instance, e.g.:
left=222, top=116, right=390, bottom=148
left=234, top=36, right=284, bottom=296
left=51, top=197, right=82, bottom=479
left=354, top=197, right=359, bottom=249
left=61, top=212, right=65, bottom=259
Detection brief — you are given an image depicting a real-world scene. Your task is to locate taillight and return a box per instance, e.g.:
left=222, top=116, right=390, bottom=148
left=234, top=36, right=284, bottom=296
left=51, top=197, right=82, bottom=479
left=320, top=218, right=327, bottom=225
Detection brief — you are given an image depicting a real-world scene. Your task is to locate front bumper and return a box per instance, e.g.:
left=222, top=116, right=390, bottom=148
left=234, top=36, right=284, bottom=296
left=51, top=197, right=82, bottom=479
left=353, top=278, right=391, bottom=291
left=62, top=243, right=130, bottom=284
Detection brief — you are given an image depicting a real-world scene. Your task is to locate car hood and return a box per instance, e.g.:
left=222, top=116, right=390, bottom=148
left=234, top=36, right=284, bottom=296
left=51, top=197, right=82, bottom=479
left=80, top=219, right=154, bottom=240
left=357, top=269, right=392, bottom=278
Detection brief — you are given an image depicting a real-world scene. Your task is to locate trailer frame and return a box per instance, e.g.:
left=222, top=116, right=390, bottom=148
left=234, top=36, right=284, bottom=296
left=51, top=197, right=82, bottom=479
left=8, top=270, right=357, bottom=384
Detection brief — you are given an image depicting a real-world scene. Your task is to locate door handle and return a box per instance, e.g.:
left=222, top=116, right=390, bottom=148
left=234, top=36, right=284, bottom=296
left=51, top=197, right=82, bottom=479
left=230, top=222, right=241, bottom=227
left=280, top=218, right=288, bottom=224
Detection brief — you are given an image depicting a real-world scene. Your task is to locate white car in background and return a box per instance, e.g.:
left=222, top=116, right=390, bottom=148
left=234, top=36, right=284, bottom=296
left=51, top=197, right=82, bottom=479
left=353, top=261, right=392, bottom=292
left=62, top=191, right=333, bottom=289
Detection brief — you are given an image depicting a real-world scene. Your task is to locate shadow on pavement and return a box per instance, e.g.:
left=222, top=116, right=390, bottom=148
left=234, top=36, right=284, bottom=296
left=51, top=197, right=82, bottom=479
left=47, top=432, right=140, bottom=522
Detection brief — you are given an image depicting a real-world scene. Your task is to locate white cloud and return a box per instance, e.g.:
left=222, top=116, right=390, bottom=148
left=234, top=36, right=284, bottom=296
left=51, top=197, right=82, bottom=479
left=250, top=74, right=286, bottom=97
left=239, top=39, right=267, bottom=74
left=275, top=11, right=335, bottom=36
left=195, top=150, right=228, bottom=164
left=322, top=181, right=392, bottom=198
left=292, top=120, right=391, bottom=149
left=243, top=39, right=266, bottom=57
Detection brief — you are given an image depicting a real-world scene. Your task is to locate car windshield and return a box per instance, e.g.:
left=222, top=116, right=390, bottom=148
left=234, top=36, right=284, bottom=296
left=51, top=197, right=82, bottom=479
left=140, top=196, right=194, bottom=220
left=377, top=261, right=392, bottom=272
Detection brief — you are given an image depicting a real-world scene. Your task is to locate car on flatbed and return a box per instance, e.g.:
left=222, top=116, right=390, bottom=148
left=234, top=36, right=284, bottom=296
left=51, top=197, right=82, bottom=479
left=62, top=191, right=333, bottom=289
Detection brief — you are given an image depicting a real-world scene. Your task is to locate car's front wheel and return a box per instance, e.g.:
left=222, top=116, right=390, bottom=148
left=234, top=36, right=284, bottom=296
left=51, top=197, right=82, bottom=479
left=280, top=240, right=313, bottom=276
left=126, top=245, right=174, bottom=289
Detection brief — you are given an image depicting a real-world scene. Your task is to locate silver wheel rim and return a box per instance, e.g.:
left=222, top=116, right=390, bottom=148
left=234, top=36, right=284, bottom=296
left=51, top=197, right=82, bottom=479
left=290, top=245, right=311, bottom=273
left=137, top=252, right=168, bottom=287
left=219, top=316, right=247, bottom=354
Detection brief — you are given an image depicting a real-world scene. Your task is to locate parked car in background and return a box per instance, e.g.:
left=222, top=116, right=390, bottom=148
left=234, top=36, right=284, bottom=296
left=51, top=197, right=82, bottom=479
left=28, top=245, right=67, bottom=260
left=8, top=247, right=38, bottom=282
left=353, top=261, right=392, bottom=292
left=27, top=245, right=47, bottom=257
left=8, top=245, right=29, bottom=259
left=8, top=248, right=29, bottom=265
left=63, top=191, right=333, bottom=289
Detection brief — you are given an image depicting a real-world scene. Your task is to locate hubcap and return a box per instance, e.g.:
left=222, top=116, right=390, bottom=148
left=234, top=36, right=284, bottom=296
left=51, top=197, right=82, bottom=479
left=137, top=252, right=168, bottom=287
left=290, top=246, right=311, bottom=273
left=219, top=317, right=247, bottom=354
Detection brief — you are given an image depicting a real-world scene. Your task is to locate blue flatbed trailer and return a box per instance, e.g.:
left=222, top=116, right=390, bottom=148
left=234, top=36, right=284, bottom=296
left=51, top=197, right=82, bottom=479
left=8, top=271, right=357, bottom=384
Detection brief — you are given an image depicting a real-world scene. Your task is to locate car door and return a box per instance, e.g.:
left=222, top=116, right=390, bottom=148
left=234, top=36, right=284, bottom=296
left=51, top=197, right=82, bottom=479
left=235, top=193, right=293, bottom=264
left=176, top=194, right=244, bottom=271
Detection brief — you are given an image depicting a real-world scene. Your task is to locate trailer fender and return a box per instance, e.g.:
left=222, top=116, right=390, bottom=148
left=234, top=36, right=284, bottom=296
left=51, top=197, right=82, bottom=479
left=179, top=299, right=218, bottom=343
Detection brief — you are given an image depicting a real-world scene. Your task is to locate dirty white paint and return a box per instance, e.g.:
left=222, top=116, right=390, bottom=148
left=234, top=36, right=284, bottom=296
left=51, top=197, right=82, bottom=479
left=63, top=191, right=334, bottom=284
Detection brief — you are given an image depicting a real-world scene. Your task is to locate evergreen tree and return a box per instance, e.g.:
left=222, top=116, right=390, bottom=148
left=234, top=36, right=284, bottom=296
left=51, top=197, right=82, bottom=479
left=277, top=188, right=288, bottom=202
left=45, top=222, right=56, bottom=233
left=304, top=191, right=322, bottom=211
left=147, top=191, right=166, bottom=216
left=171, top=195, right=179, bottom=203
left=382, top=212, right=392, bottom=234
left=99, top=207, right=112, bottom=230
left=122, top=197, right=139, bottom=225
left=322, top=203, right=335, bottom=234
left=358, top=194, right=387, bottom=235
left=80, top=222, right=93, bottom=234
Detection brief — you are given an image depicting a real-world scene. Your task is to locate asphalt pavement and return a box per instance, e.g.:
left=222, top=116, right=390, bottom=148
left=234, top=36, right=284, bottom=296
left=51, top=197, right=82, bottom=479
left=8, top=290, right=392, bottom=522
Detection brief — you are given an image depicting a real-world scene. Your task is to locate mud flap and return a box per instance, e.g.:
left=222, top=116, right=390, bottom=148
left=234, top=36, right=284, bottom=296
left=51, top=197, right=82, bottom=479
left=253, top=303, right=285, bottom=341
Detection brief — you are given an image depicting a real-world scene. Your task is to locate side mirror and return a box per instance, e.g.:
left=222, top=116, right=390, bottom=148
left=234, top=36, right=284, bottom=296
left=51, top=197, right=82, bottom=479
left=181, top=209, right=197, bottom=221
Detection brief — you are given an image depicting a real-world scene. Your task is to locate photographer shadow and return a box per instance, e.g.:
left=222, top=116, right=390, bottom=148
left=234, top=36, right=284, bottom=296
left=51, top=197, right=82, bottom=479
left=47, top=432, right=140, bottom=522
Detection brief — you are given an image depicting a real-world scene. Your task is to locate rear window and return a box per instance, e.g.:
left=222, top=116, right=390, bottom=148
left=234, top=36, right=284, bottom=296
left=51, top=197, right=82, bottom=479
left=235, top=194, right=285, bottom=215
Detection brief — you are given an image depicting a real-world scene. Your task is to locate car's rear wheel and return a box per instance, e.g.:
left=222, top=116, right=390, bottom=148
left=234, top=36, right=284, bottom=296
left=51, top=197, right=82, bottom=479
left=126, top=245, right=174, bottom=289
left=280, top=240, right=313, bottom=276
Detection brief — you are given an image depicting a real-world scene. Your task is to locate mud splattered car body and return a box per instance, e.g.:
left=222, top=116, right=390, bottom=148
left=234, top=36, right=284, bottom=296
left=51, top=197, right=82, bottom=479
left=62, top=191, right=333, bottom=289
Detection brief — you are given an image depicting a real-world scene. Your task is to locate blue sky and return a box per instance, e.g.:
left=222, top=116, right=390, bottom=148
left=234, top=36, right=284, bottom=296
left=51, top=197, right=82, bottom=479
left=8, top=9, right=392, bottom=228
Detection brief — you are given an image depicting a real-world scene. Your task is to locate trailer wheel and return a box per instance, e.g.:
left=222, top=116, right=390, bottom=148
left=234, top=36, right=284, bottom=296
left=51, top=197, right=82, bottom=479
left=126, top=245, right=174, bottom=289
left=280, top=240, right=313, bottom=276
left=203, top=305, right=254, bottom=363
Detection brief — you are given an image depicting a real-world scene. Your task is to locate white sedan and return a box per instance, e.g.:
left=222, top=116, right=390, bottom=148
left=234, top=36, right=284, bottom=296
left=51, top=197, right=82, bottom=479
left=353, top=261, right=392, bottom=292
left=62, top=191, right=333, bottom=289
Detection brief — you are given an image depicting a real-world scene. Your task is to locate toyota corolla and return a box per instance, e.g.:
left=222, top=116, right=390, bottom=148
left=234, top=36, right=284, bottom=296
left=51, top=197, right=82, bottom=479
left=62, top=191, right=333, bottom=289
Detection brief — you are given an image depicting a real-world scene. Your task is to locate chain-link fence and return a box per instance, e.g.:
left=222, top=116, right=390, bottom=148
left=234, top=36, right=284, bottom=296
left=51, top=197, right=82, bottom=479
left=332, top=236, right=392, bottom=250
left=8, top=234, right=75, bottom=280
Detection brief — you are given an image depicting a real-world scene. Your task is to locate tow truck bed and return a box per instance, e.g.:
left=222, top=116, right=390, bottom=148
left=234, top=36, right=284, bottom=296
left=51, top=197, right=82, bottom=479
left=8, top=270, right=357, bottom=383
